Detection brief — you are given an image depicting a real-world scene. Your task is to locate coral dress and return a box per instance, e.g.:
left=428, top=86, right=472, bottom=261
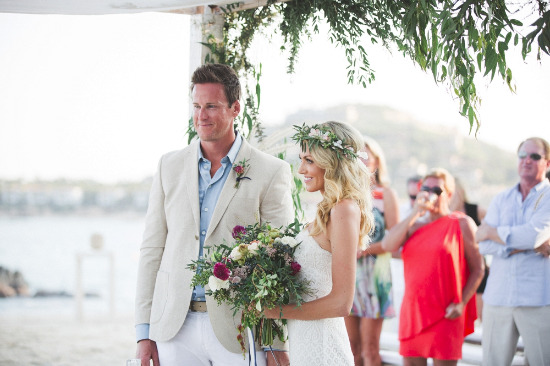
left=399, top=213, right=476, bottom=360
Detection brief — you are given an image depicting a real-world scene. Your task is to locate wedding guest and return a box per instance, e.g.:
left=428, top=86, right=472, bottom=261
left=264, top=121, right=375, bottom=366
left=345, top=137, right=399, bottom=366
left=400, top=175, right=422, bottom=218
left=449, top=178, right=486, bottom=225
left=449, top=178, right=488, bottom=321
left=476, top=137, right=550, bottom=366
left=134, top=63, right=294, bottom=366
left=382, top=168, right=484, bottom=366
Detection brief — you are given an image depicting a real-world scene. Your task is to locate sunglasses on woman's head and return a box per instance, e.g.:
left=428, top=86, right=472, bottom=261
left=518, top=151, right=543, bottom=161
left=420, top=186, right=443, bottom=196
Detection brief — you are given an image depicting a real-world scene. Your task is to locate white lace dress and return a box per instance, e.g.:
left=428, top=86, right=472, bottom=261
left=287, top=231, right=354, bottom=366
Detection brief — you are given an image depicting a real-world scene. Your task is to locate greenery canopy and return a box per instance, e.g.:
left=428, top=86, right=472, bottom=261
left=204, top=0, right=549, bottom=135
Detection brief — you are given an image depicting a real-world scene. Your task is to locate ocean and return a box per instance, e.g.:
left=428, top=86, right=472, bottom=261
left=0, top=215, right=145, bottom=318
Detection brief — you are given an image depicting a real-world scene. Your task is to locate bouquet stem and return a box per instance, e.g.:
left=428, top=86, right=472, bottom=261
left=260, top=319, right=274, bottom=346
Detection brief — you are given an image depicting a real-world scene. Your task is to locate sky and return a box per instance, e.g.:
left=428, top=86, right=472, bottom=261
left=1, top=11, right=549, bottom=183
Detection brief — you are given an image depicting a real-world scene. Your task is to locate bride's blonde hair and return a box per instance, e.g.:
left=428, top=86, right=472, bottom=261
left=304, top=121, right=374, bottom=246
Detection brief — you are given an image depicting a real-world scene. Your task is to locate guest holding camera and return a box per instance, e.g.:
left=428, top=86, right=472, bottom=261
left=382, top=168, right=483, bottom=366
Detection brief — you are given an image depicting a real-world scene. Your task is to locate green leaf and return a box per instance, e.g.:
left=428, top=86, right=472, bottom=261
left=484, top=46, right=498, bottom=77
left=477, top=52, right=483, bottom=71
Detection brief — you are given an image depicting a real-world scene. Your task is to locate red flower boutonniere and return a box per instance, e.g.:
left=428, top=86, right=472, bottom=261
left=233, top=159, right=251, bottom=188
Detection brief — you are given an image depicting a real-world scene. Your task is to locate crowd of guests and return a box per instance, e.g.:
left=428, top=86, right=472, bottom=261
left=348, top=136, right=550, bottom=366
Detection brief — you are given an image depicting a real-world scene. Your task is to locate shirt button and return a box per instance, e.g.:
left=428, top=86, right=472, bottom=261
left=201, top=231, right=206, bottom=235
left=204, top=208, right=208, bottom=212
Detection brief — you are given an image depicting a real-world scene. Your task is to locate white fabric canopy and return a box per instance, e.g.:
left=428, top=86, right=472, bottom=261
left=0, top=0, right=265, bottom=15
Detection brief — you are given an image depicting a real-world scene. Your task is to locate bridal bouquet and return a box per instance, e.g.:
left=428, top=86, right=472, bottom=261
left=188, top=220, right=310, bottom=353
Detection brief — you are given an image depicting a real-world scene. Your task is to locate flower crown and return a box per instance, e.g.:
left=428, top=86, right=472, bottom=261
left=291, top=123, right=368, bottom=160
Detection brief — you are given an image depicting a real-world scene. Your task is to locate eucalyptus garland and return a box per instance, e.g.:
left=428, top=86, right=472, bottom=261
left=196, top=0, right=548, bottom=133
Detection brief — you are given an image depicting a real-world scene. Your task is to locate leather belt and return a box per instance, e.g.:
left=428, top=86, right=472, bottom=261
left=189, top=301, right=207, bottom=312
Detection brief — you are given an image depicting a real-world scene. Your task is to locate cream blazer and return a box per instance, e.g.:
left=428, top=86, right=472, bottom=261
left=135, top=138, right=294, bottom=353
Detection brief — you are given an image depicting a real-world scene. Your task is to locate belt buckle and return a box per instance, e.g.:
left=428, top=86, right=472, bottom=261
left=190, top=301, right=207, bottom=312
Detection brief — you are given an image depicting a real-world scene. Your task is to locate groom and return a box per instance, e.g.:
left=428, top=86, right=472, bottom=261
left=135, top=63, right=293, bottom=366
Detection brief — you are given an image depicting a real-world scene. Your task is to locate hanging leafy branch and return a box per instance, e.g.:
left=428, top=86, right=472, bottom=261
left=201, top=0, right=548, bottom=133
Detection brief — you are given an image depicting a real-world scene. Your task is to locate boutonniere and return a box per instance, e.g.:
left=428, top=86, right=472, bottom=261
left=233, top=159, right=251, bottom=188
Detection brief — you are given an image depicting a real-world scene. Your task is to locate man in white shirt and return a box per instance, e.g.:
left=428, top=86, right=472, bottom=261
left=476, top=137, right=550, bottom=366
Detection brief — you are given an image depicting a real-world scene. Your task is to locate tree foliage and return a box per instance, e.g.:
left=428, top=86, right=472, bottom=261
left=208, top=0, right=549, bottom=133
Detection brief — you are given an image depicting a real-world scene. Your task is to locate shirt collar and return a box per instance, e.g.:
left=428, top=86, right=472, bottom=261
left=197, top=132, right=243, bottom=165
left=514, top=178, right=550, bottom=195
left=534, top=178, right=550, bottom=191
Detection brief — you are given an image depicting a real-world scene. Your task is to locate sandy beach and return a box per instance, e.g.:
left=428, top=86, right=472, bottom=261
left=0, top=313, right=136, bottom=366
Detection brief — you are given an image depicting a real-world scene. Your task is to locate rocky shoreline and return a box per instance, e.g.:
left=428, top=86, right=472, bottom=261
left=0, top=266, right=100, bottom=298
left=0, top=266, right=29, bottom=297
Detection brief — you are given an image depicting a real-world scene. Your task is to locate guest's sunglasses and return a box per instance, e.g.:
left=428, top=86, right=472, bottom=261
left=420, top=186, right=444, bottom=196
left=409, top=195, right=417, bottom=200
left=518, top=151, right=543, bottom=161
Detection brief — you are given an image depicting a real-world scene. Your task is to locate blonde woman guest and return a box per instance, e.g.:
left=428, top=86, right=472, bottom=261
left=264, top=121, right=375, bottom=366
left=345, top=137, right=399, bottom=366
left=382, top=168, right=483, bottom=366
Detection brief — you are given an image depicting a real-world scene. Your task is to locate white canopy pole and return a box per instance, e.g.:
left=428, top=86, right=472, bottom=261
left=188, top=6, right=224, bottom=117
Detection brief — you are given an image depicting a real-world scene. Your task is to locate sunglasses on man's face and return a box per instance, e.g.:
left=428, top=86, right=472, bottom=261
left=420, top=186, right=444, bottom=196
left=518, top=151, right=543, bottom=161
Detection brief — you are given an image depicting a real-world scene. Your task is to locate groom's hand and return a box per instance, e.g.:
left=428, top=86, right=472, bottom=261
left=137, top=339, right=160, bottom=366
left=267, top=350, right=289, bottom=366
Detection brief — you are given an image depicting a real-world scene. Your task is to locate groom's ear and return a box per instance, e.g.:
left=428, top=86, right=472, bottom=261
left=231, top=100, right=241, bottom=117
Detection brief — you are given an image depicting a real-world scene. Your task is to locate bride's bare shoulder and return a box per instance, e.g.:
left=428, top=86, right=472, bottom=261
left=330, top=199, right=360, bottom=219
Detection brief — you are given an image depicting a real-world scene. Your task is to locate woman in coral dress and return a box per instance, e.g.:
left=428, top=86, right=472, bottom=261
left=382, top=168, right=484, bottom=366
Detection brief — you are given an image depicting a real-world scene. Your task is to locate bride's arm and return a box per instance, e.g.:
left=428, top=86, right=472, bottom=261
left=263, top=199, right=359, bottom=320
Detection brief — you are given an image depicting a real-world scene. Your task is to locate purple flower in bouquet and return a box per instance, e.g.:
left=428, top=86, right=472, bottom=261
left=265, top=246, right=277, bottom=258
left=213, top=262, right=231, bottom=281
left=233, top=266, right=249, bottom=280
left=232, top=225, right=247, bottom=239
left=290, top=261, right=301, bottom=276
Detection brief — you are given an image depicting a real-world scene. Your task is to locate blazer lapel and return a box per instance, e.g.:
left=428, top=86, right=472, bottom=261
left=206, top=139, right=252, bottom=240
left=185, top=141, right=201, bottom=234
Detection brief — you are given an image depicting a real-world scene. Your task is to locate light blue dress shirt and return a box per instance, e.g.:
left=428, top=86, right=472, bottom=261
left=479, top=179, right=550, bottom=307
left=136, top=134, right=243, bottom=342
left=193, top=133, right=242, bottom=301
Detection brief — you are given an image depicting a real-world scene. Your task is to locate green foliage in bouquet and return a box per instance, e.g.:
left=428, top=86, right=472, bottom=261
left=187, top=220, right=310, bottom=353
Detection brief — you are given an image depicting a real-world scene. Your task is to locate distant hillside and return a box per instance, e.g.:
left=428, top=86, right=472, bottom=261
left=277, top=103, right=517, bottom=207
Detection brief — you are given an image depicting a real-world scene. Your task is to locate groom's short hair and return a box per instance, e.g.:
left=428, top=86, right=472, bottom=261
left=191, top=63, right=241, bottom=107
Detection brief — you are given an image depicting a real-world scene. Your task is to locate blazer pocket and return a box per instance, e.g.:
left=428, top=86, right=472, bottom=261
left=150, top=270, right=169, bottom=324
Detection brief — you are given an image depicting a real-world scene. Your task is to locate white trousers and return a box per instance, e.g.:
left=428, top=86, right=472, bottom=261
left=156, top=311, right=267, bottom=366
left=482, top=304, right=550, bottom=366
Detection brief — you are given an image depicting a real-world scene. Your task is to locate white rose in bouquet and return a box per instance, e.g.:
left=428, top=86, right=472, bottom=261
left=281, top=236, right=298, bottom=248
left=248, top=240, right=261, bottom=255
left=208, top=275, right=229, bottom=292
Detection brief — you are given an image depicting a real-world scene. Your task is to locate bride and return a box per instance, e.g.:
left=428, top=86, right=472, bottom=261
left=263, top=121, right=374, bottom=365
